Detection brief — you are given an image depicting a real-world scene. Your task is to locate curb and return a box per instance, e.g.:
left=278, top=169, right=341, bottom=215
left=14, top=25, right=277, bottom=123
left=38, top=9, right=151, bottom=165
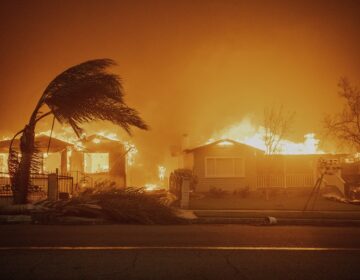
left=0, top=215, right=110, bottom=225
left=194, top=217, right=360, bottom=226
left=0, top=215, right=32, bottom=224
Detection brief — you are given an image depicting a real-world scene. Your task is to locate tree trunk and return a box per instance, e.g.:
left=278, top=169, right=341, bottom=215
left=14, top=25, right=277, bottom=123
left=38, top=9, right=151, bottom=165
left=12, top=125, right=36, bottom=204
left=265, top=156, right=271, bottom=201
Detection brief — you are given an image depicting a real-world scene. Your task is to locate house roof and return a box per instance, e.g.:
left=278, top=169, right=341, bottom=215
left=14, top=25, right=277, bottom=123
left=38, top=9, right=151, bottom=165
left=0, top=133, right=125, bottom=154
left=184, top=139, right=264, bottom=153
left=82, top=134, right=124, bottom=153
left=0, top=135, right=72, bottom=153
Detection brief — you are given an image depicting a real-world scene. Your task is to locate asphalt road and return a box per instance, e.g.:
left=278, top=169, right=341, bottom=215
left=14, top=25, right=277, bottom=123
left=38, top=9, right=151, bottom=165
left=0, top=224, right=360, bottom=280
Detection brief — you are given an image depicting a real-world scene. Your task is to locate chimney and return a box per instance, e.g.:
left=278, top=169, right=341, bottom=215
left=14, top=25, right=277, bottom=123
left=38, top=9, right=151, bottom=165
left=181, top=133, right=190, bottom=151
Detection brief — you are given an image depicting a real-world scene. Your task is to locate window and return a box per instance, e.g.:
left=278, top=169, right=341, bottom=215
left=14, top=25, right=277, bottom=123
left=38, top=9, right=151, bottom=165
left=0, top=153, right=8, bottom=173
left=205, top=157, right=245, bottom=177
left=84, top=153, right=109, bottom=173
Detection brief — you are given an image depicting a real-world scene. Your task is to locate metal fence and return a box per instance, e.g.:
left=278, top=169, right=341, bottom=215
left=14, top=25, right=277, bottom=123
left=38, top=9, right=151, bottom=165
left=66, top=171, right=94, bottom=188
left=58, top=174, right=74, bottom=197
left=0, top=172, right=73, bottom=202
left=257, top=173, right=314, bottom=188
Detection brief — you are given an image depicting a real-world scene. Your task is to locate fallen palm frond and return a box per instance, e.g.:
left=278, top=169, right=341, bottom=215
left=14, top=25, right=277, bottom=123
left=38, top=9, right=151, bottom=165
left=32, top=187, right=185, bottom=224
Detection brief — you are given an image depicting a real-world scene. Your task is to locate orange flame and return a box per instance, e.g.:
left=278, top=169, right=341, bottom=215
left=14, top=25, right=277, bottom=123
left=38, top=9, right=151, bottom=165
left=209, top=118, right=323, bottom=154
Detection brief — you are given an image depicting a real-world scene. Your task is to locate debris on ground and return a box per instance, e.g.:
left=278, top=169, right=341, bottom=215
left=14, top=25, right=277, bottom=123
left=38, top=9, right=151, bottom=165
left=323, top=193, right=360, bottom=205
left=1, top=187, right=187, bottom=225
left=263, top=216, right=278, bottom=225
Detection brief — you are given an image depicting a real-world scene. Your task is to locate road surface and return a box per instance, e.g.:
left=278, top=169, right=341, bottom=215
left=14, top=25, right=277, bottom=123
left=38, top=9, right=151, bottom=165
left=0, top=224, right=359, bottom=279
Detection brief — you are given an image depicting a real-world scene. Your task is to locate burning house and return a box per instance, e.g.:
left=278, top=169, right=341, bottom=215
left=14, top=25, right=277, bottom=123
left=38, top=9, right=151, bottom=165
left=182, top=139, right=347, bottom=193
left=0, top=135, right=70, bottom=174
left=183, top=139, right=262, bottom=192
left=0, top=134, right=127, bottom=188
left=79, top=135, right=126, bottom=187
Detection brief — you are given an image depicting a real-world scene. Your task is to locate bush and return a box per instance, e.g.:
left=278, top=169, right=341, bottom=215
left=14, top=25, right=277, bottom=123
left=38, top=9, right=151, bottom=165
left=269, top=188, right=281, bottom=197
left=169, top=169, right=198, bottom=196
left=206, top=187, right=228, bottom=198
left=233, top=186, right=250, bottom=198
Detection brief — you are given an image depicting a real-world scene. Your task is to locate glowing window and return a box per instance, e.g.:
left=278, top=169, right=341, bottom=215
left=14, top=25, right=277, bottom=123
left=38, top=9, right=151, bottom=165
left=0, top=153, right=8, bottom=173
left=205, top=157, right=245, bottom=177
left=84, top=153, right=109, bottom=173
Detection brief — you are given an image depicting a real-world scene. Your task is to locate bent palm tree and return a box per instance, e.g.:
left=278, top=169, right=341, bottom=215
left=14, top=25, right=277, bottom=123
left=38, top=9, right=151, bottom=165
left=8, top=59, right=148, bottom=204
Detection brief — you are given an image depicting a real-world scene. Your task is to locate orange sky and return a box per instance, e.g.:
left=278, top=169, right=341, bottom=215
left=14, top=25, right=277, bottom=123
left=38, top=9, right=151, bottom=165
left=0, top=0, right=360, bottom=181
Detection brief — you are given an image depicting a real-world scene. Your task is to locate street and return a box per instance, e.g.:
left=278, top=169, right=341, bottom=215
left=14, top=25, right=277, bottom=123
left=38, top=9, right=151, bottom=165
left=0, top=224, right=360, bottom=279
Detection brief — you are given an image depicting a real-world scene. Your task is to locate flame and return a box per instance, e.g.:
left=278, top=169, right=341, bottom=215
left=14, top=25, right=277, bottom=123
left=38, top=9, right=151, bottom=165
left=210, top=118, right=323, bottom=154
left=96, top=131, right=120, bottom=141
left=37, top=129, right=84, bottom=151
left=158, top=165, right=166, bottom=181
left=144, top=183, right=160, bottom=191
left=84, top=152, right=109, bottom=173
left=124, top=141, right=138, bottom=166
left=216, top=140, right=234, bottom=146
left=92, top=138, right=101, bottom=144
left=90, top=131, right=139, bottom=167
left=66, top=148, right=72, bottom=171
left=37, top=128, right=140, bottom=167
left=2, top=127, right=144, bottom=177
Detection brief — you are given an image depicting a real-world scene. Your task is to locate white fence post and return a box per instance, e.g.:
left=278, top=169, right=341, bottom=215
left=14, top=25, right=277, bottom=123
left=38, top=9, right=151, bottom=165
left=180, top=179, right=190, bottom=209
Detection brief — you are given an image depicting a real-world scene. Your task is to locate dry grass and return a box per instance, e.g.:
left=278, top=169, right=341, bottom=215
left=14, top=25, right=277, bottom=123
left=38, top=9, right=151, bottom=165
left=190, top=192, right=360, bottom=211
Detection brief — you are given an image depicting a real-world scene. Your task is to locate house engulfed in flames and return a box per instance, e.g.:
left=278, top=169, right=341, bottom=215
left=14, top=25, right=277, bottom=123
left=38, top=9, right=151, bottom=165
left=181, top=139, right=347, bottom=193
left=0, top=134, right=126, bottom=187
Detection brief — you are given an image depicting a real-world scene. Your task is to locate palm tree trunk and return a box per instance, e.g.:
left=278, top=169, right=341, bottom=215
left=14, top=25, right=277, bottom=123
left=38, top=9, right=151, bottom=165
left=13, top=124, right=36, bottom=204
left=9, top=110, right=52, bottom=204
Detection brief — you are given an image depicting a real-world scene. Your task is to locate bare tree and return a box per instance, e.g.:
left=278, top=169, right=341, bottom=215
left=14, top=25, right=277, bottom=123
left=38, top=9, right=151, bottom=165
left=263, top=105, right=295, bottom=154
left=324, top=78, right=360, bottom=150
left=262, top=105, right=295, bottom=199
left=8, top=59, right=148, bottom=204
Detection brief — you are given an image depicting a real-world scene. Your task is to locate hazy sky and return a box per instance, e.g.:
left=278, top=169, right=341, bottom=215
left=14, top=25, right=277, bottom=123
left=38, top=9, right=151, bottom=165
left=1, top=0, right=360, bottom=179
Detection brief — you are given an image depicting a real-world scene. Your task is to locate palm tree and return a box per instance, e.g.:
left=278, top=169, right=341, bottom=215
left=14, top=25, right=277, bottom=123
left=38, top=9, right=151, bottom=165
left=8, top=59, right=148, bottom=204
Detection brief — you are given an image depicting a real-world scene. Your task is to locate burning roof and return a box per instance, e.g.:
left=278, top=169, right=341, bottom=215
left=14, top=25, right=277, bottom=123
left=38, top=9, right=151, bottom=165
left=82, top=134, right=124, bottom=153
left=0, top=135, right=71, bottom=153
left=184, top=139, right=264, bottom=153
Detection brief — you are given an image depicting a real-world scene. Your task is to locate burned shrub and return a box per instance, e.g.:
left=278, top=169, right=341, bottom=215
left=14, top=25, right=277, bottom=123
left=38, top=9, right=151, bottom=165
left=206, top=187, right=228, bottom=198
left=169, top=168, right=198, bottom=197
left=233, top=186, right=250, bottom=198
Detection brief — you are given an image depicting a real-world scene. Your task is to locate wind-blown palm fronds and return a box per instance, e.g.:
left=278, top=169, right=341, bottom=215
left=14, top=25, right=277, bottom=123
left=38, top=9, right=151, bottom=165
left=9, top=59, right=148, bottom=204
left=42, top=59, right=148, bottom=136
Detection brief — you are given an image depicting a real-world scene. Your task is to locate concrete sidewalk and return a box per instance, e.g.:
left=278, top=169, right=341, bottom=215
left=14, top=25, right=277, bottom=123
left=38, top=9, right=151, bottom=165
left=192, top=209, right=360, bottom=226
left=3, top=209, right=360, bottom=226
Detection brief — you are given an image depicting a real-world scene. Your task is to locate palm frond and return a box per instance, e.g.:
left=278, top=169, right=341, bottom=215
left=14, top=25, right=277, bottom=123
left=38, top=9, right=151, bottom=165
left=41, top=59, right=148, bottom=136
left=8, top=148, right=19, bottom=187
left=29, top=144, right=42, bottom=174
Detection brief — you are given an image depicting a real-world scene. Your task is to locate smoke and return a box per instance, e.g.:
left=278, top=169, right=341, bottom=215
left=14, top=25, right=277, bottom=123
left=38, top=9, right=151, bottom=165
left=1, top=0, right=360, bottom=184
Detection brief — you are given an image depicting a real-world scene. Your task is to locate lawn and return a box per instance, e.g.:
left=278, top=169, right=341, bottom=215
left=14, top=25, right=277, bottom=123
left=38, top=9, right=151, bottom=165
left=189, top=193, right=360, bottom=211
